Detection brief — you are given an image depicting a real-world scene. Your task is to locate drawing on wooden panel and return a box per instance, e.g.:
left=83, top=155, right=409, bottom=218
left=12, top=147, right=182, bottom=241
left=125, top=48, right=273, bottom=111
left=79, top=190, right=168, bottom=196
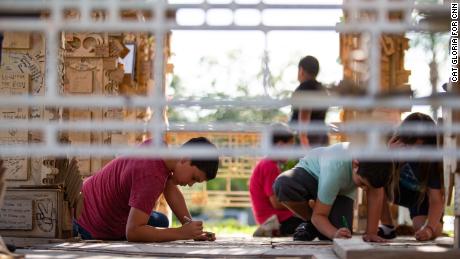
left=0, top=116, right=29, bottom=180
left=0, top=200, right=33, bottom=230
left=35, top=198, right=57, bottom=233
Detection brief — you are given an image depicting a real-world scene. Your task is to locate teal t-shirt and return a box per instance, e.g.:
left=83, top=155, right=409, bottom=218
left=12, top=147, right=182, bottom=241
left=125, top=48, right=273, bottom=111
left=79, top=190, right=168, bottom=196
left=295, top=142, right=356, bottom=205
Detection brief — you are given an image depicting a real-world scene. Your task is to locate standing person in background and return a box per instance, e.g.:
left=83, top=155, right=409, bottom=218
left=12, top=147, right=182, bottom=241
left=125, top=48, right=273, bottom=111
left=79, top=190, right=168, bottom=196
left=378, top=112, right=444, bottom=241
left=290, top=55, right=329, bottom=147
left=250, top=123, right=304, bottom=236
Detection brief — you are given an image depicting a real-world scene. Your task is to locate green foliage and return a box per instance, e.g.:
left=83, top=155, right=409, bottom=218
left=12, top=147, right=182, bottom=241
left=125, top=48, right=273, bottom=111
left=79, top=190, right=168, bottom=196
left=206, top=178, right=226, bottom=190
left=230, top=178, right=249, bottom=191
left=279, top=159, right=299, bottom=172
left=205, top=219, right=257, bottom=235
left=167, top=49, right=293, bottom=123
left=170, top=217, right=256, bottom=235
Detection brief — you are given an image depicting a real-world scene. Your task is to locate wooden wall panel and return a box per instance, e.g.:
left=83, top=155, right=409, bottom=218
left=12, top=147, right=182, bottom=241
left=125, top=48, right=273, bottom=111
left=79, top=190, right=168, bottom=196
left=0, top=189, right=65, bottom=238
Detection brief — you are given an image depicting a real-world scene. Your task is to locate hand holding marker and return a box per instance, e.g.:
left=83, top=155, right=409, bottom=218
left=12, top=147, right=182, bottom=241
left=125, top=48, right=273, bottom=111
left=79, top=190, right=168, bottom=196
left=184, top=216, right=213, bottom=240
left=341, top=216, right=349, bottom=229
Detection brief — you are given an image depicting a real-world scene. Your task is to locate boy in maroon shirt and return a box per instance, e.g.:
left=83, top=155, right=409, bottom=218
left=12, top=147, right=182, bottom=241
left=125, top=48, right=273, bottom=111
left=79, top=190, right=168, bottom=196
left=74, top=137, right=219, bottom=242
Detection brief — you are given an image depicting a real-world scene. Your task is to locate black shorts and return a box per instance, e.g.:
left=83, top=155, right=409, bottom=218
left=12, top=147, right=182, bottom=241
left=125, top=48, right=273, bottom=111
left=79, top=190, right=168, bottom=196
left=394, top=186, right=443, bottom=223
left=273, top=167, right=354, bottom=230
left=274, top=167, right=318, bottom=202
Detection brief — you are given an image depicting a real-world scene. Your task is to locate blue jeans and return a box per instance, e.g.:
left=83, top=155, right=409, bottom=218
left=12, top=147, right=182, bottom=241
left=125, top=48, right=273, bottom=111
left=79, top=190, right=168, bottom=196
left=73, top=211, right=169, bottom=240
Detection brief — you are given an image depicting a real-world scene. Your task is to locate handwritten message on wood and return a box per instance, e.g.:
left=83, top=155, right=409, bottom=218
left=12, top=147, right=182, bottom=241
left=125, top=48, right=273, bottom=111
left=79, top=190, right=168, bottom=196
left=1, top=52, right=45, bottom=95
left=0, top=129, right=28, bottom=180
left=0, top=71, right=29, bottom=95
left=0, top=200, right=33, bottom=230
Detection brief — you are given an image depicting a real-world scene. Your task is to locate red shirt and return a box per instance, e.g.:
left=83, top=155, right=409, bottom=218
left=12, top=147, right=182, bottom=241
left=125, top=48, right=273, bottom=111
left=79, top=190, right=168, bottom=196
left=77, top=157, right=170, bottom=239
left=249, top=159, right=293, bottom=224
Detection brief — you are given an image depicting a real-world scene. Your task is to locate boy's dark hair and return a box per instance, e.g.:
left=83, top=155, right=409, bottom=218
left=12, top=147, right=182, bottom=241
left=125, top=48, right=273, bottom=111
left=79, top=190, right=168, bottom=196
left=271, top=122, right=295, bottom=145
left=181, top=137, right=219, bottom=180
left=298, top=55, right=319, bottom=78
left=392, top=112, right=437, bottom=146
left=357, top=161, right=393, bottom=188
left=392, top=112, right=443, bottom=205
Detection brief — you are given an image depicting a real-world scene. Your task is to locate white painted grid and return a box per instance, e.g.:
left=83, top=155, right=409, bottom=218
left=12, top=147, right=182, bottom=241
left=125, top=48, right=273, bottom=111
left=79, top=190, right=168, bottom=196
left=0, top=0, right=456, bottom=161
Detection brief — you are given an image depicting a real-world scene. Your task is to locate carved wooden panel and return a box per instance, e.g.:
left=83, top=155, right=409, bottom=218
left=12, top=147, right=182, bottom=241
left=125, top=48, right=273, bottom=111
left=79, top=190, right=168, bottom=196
left=67, top=70, right=93, bottom=93
left=0, top=189, right=64, bottom=238
left=3, top=32, right=31, bottom=49
left=64, top=59, right=102, bottom=94
left=64, top=32, right=109, bottom=58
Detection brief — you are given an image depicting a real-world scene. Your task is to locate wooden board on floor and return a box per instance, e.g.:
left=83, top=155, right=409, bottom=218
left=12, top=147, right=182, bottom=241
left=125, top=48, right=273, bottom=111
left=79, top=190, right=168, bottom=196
left=333, top=237, right=460, bottom=259
left=10, top=236, right=460, bottom=259
left=27, top=237, right=336, bottom=258
left=333, top=237, right=373, bottom=259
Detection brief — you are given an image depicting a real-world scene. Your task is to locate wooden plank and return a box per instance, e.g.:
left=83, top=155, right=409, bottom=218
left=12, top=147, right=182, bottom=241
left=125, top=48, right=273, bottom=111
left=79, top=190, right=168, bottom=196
left=0, top=72, right=29, bottom=95
left=346, top=249, right=460, bottom=259
left=333, top=237, right=460, bottom=259
left=3, top=32, right=30, bottom=49
left=332, top=237, right=373, bottom=259
left=0, top=200, right=33, bottom=230
left=46, top=242, right=272, bottom=257
left=2, top=237, right=64, bottom=247
left=313, top=250, right=340, bottom=259
left=263, top=246, right=331, bottom=258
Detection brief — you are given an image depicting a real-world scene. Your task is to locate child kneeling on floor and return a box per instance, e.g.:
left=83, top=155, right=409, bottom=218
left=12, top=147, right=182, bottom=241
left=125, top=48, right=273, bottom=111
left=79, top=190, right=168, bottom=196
left=274, top=142, right=393, bottom=242
left=249, top=123, right=303, bottom=237
left=378, top=112, right=444, bottom=241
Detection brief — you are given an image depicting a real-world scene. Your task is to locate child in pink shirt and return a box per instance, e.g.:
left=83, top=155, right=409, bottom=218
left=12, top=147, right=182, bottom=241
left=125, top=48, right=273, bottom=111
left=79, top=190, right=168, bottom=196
left=250, top=123, right=303, bottom=236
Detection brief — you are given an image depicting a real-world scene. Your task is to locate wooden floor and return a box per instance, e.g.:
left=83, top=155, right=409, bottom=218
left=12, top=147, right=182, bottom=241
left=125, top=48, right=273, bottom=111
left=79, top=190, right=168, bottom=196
left=4, top=236, right=459, bottom=259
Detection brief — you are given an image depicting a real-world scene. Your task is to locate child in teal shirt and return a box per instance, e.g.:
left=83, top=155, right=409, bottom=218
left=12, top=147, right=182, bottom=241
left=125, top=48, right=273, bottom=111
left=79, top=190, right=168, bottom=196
left=274, top=142, right=393, bottom=242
